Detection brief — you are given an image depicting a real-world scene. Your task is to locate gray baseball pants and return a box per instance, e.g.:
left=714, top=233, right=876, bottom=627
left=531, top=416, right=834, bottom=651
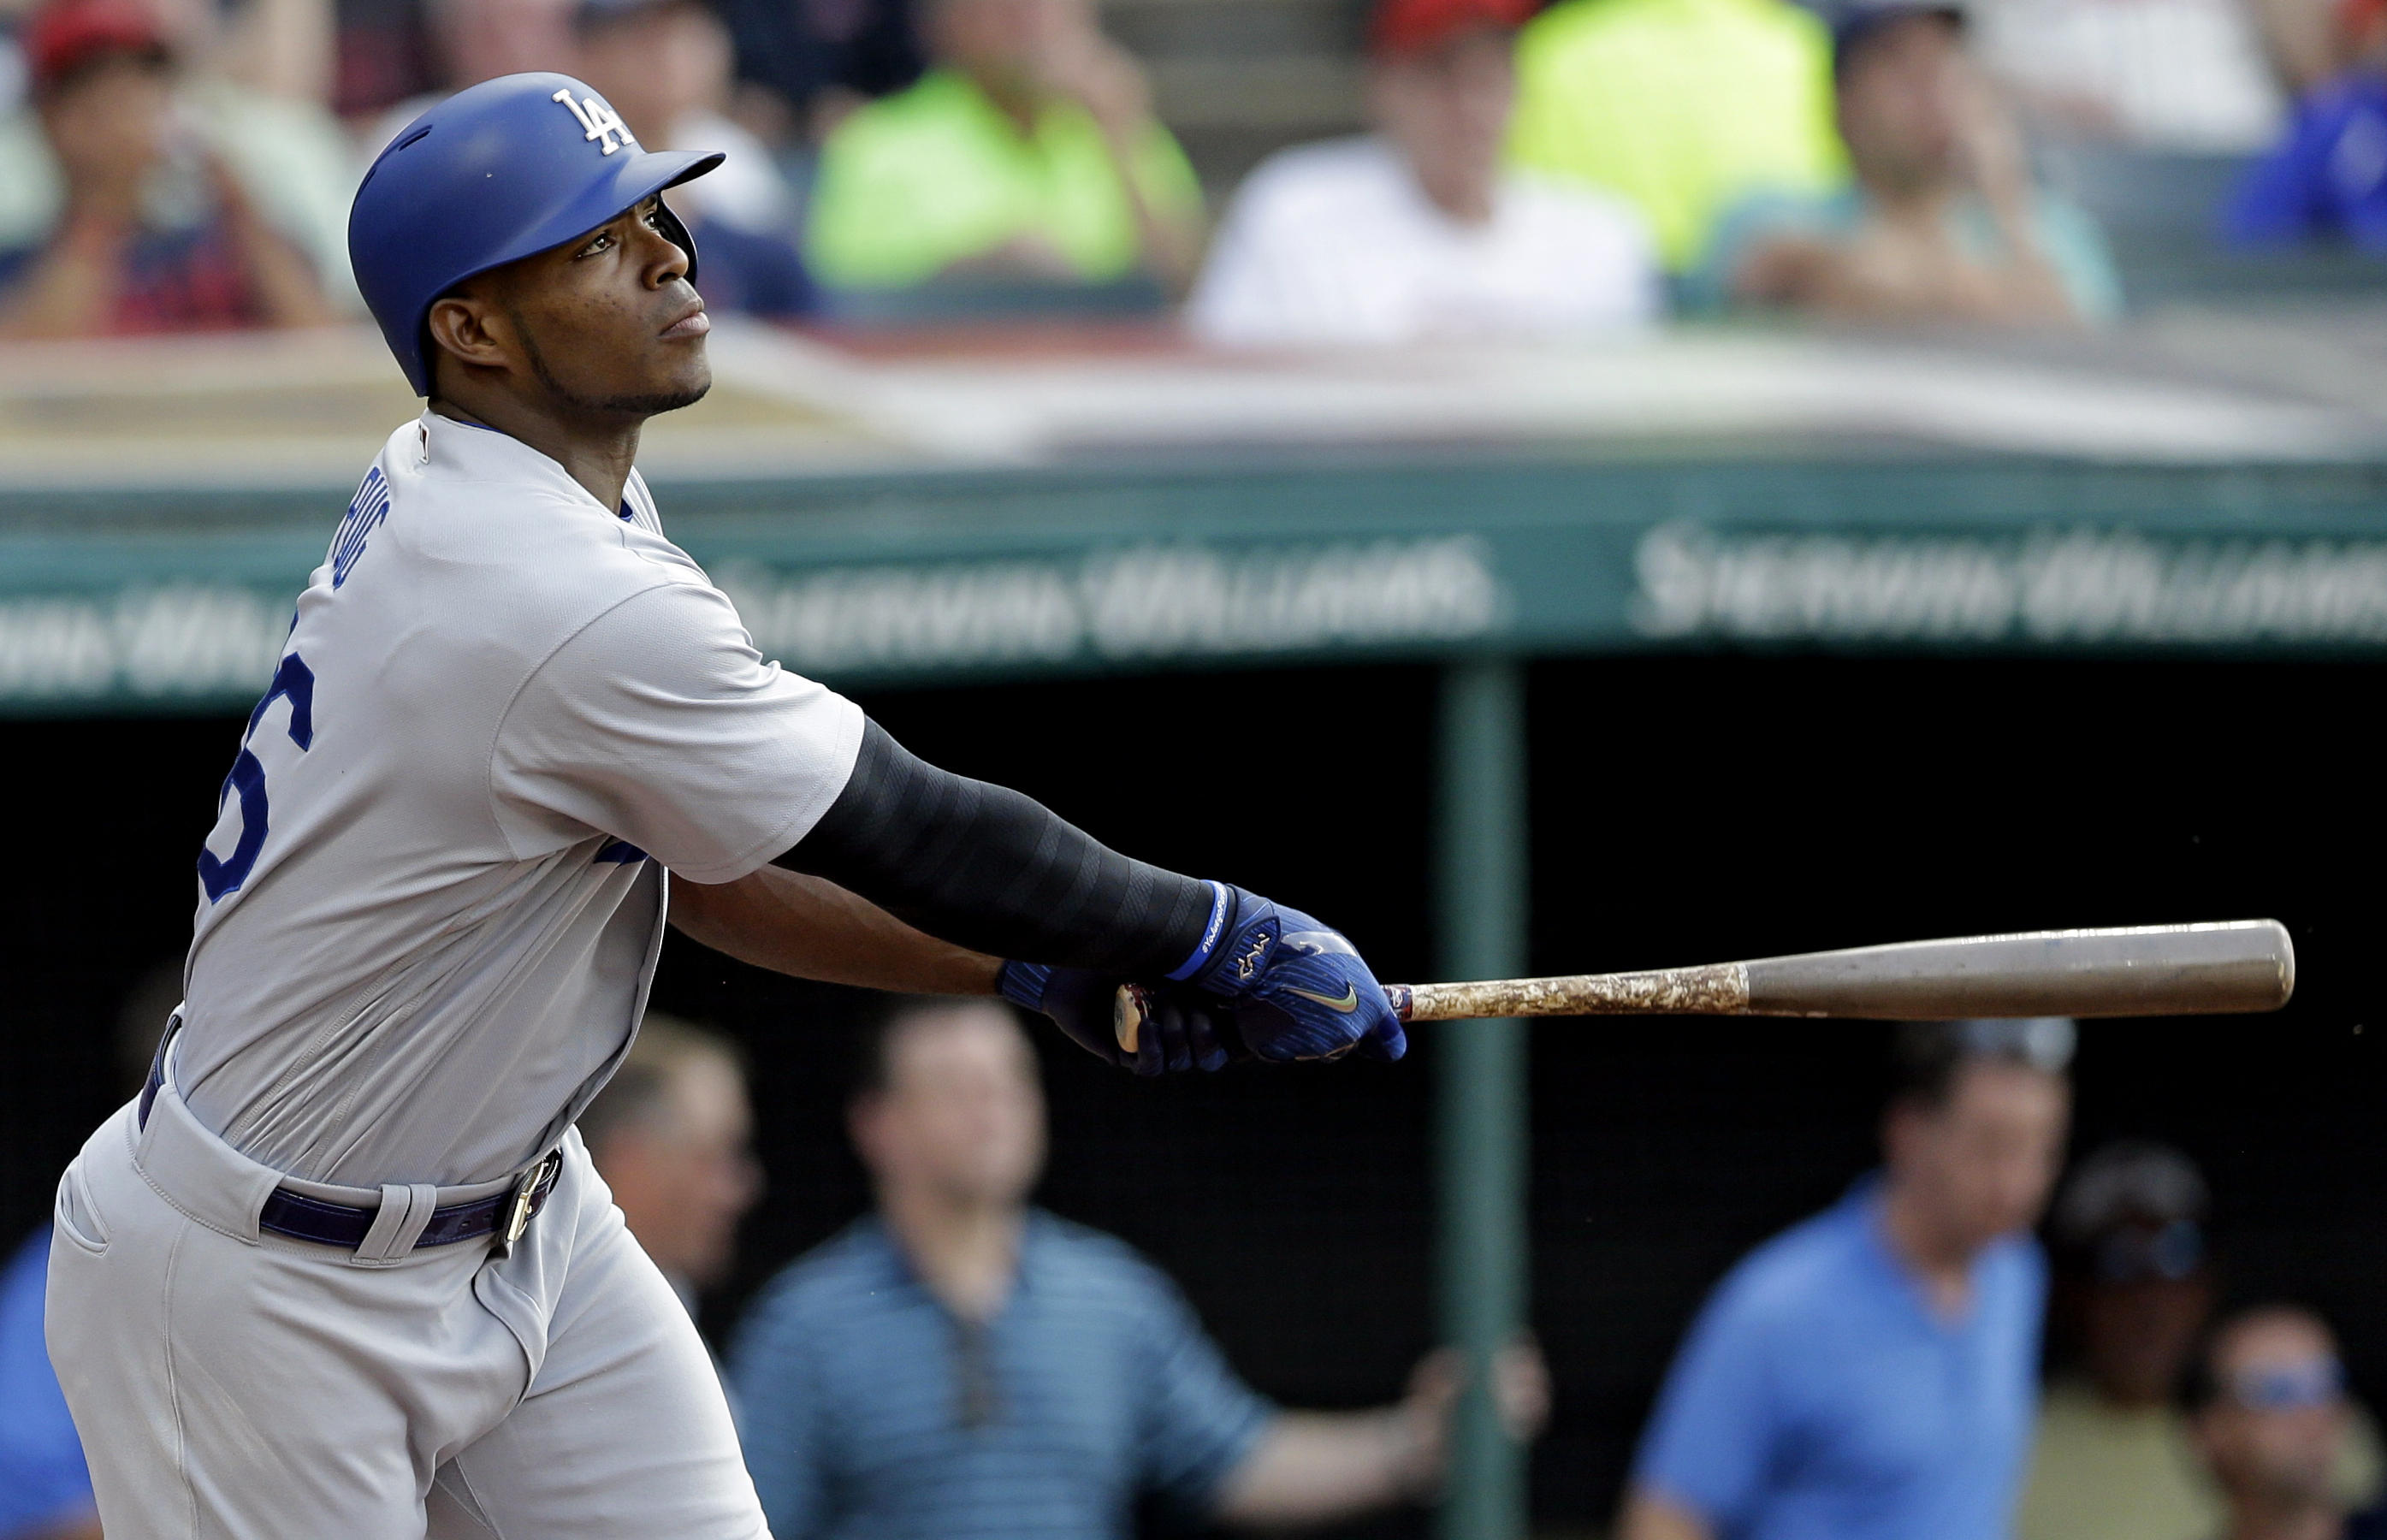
left=44, top=1065, right=769, bottom=1538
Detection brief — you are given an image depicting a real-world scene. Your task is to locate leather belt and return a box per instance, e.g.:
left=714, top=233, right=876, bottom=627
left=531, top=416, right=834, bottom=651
left=138, top=1051, right=560, bottom=1253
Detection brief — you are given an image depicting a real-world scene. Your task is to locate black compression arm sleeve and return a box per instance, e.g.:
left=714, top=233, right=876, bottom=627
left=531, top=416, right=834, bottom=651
left=774, top=718, right=1217, bottom=974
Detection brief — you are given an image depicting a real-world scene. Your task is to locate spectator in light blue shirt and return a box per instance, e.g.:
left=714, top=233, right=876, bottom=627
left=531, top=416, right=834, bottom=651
left=1685, top=0, right=2121, bottom=324
left=1, top=1228, right=98, bottom=1540
left=728, top=997, right=1548, bottom=1540
left=1617, top=1016, right=2076, bottom=1540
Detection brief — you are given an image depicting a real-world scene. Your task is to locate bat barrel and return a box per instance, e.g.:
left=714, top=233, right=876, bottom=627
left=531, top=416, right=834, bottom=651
left=1386, top=920, right=2295, bottom=1022
left=1739, top=920, right=2295, bottom=1020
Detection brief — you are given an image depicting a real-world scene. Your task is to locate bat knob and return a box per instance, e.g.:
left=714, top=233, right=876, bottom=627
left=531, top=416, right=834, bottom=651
left=1113, top=984, right=1149, bottom=1057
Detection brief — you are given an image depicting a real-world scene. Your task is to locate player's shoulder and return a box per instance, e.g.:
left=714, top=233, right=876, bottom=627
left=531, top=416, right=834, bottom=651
left=397, top=417, right=653, bottom=548
left=359, top=416, right=704, bottom=625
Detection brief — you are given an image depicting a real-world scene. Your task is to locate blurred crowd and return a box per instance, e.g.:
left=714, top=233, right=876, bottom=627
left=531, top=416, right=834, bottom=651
left=8, top=995, right=2387, bottom=1540
left=1614, top=1021, right=2387, bottom=1540
left=2, top=993, right=1554, bottom=1540
left=5, top=0, right=2387, bottom=346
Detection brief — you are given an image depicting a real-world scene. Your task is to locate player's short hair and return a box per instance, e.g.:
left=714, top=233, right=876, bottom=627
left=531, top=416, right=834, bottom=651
left=1890, top=1017, right=2076, bottom=1111
left=580, top=1013, right=742, bottom=1152
left=847, top=996, right=1027, bottom=1104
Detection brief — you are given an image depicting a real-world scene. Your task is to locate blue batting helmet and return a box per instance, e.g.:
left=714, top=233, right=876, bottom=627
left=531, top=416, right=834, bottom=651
left=350, top=72, right=723, bottom=396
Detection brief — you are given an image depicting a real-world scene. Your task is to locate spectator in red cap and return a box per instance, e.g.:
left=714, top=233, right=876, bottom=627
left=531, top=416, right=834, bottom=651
left=1188, top=0, right=1656, bottom=346
left=0, top=0, right=358, bottom=309
left=0, top=0, right=338, bottom=336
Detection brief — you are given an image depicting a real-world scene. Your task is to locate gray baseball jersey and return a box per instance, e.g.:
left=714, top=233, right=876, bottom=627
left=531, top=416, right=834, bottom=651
left=175, top=411, right=861, bottom=1189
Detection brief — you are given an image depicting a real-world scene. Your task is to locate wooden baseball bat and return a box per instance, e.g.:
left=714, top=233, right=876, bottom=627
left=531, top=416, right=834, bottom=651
left=1113, top=921, right=2293, bottom=1051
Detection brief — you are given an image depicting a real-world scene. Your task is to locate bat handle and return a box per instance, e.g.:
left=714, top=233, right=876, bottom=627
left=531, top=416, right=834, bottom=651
left=1115, top=981, right=1419, bottom=1056
left=1113, top=984, right=1149, bottom=1056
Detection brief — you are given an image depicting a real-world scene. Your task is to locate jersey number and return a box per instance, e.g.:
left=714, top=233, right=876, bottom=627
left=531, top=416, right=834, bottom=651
left=198, top=653, right=317, bottom=902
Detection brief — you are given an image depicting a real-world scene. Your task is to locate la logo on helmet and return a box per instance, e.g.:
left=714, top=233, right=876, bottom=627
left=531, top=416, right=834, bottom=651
left=552, top=90, right=637, bottom=156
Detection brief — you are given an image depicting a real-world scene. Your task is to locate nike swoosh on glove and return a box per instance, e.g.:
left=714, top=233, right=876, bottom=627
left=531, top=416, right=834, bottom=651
left=1182, top=886, right=1406, bottom=1063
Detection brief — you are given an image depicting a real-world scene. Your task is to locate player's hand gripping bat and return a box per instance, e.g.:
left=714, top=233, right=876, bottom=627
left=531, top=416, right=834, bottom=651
left=1113, top=920, right=2294, bottom=1051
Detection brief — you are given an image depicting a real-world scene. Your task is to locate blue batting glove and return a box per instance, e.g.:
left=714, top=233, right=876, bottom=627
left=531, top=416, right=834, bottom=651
left=997, top=961, right=1233, bottom=1075
left=1178, top=885, right=1406, bottom=1063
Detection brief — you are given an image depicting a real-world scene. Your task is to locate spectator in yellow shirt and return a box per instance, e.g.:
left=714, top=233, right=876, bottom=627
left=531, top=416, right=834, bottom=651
left=2019, top=1145, right=2383, bottom=1540
left=2017, top=1143, right=2222, bottom=1540
left=1505, top=0, right=1841, bottom=269
left=803, top=0, right=1203, bottom=298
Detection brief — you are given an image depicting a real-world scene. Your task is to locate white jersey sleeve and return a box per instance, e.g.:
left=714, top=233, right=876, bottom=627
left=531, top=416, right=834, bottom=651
left=175, top=413, right=867, bottom=1188
left=492, top=577, right=864, bottom=885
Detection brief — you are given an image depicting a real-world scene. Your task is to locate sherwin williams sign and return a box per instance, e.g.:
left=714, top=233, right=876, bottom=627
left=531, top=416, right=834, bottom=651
left=0, top=539, right=1506, bottom=711
left=9, top=455, right=2387, bottom=711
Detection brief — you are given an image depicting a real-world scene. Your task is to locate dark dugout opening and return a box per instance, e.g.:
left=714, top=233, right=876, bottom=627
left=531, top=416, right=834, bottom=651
left=4, top=653, right=2378, bottom=1536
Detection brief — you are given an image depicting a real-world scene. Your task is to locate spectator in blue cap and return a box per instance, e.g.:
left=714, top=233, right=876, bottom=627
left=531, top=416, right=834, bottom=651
left=2017, top=1140, right=2224, bottom=1540
left=711, top=0, right=921, bottom=145
left=574, top=0, right=819, bottom=317
left=1617, top=1016, right=2074, bottom=1540
left=1687, top=0, right=2121, bottom=324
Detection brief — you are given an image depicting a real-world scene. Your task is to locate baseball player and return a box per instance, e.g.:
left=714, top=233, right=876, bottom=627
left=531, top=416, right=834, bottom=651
left=44, top=72, right=1405, bottom=1539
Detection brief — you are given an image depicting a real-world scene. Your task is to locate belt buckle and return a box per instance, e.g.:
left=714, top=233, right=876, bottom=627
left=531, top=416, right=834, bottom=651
left=496, top=1152, right=560, bottom=1255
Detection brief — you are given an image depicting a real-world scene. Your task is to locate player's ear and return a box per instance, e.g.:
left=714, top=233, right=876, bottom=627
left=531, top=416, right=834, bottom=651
left=424, top=290, right=515, bottom=379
